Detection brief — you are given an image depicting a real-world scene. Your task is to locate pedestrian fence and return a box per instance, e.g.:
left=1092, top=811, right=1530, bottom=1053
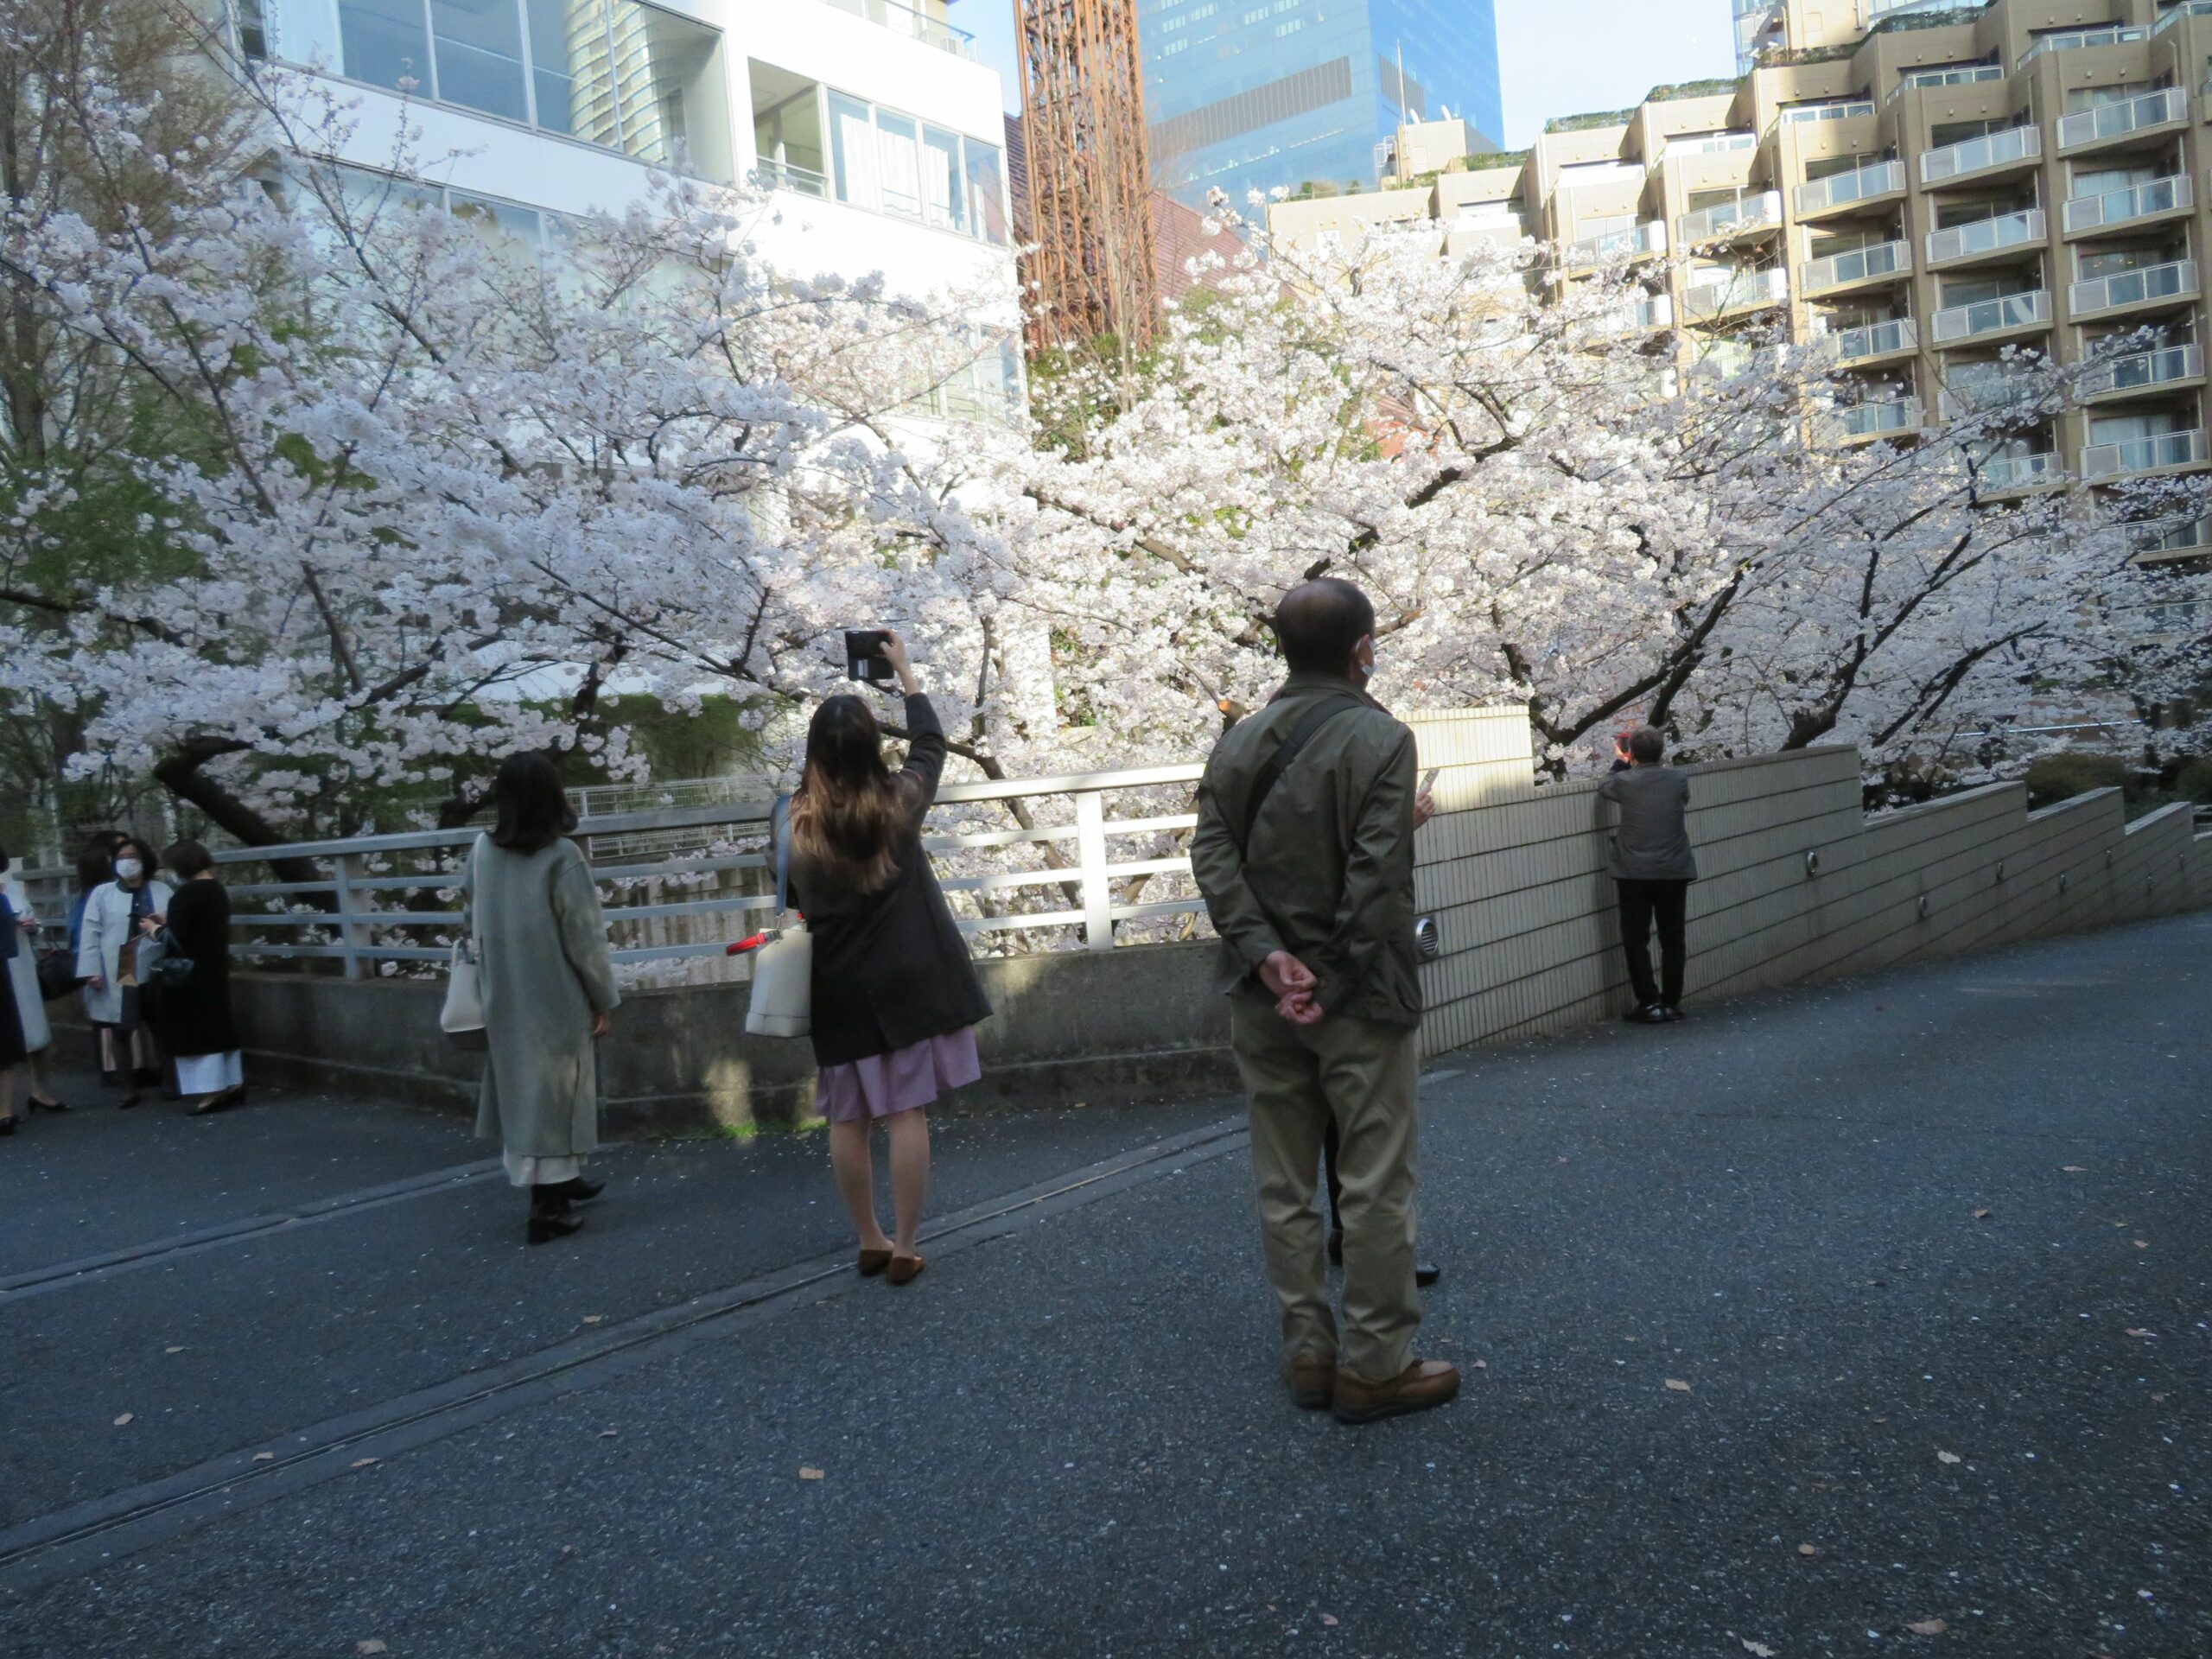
left=19, top=764, right=1220, bottom=985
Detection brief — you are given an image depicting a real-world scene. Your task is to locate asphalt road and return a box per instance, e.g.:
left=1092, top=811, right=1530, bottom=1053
left=0, top=914, right=2205, bottom=1658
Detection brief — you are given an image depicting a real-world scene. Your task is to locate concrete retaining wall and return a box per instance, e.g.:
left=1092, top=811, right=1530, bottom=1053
left=202, top=706, right=2212, bottom=1131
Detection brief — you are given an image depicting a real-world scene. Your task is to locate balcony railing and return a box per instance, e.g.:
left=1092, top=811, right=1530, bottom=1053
left=1938, top=373, right=2038, bottom=419
left=1830, top=315, right=1917, bottom=363
left=1887, top=62, right=2003, bottom=104
left=1801, top=238, right=1910, bottom=293
left=2082, top=427, right=2209, bottom=478
left=822, top=0, right=976, bottom=57
left=2080, top=343, right=2204, bottom=399
left=1567, top=219, right=1669, bottom=267
left=2018, top=24, right=2146, bottom=70
left=2155, top=0, right=2212, bottom=35
left=1980, top=452, right=2058, bottom=490
left=2055, top=87, right=2188, bottom=152
left=1930, top=289, right=2050, bottom=343
left=2069, top=258, right=2197, bottom=316
left=1827, top=397, right=1922, bottom=443
left=1925, top=208, right=2044, bottom=266
left=1681, top=266, right=1789, bottom=319
left=1794, top=158, right=1904, bottom=215
left=756, top=159, right=831, bottom=200
left=2063, top=173, right=2191, bottom=234
left=1783, top=99, right=1875, bottom=124
left=1605, top=293, right=1675, bottom=334
left=1920, top=125, right=2040, bottom=186
left=2133, top=518, right=2212, bottom=557
left=1677, top=191, right=1783, bottom=243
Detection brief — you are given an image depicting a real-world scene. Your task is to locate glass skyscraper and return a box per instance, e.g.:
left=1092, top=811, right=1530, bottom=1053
left=1139, top=0, right=1501, bottom=212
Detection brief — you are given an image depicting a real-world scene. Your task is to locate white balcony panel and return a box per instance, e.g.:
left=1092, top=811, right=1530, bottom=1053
left=2018, top=24, right=2145, bottom=70
left=1682, top=266, right=1789, bottom=319
left=1937, top=373, right=2037, bottom=419
left=1930, top=289, right=2050, bottom=343
left=2080, top=343, right=2204, bottom=399
left=2082, top=428, right=2209, bottom=478
left=1801, top=238, right=1910, bottom=293
left=2055, top=86, right=2188, bottom=151
left=1677, top=191, right=1783, bottom=243
left=1920, top=125, right=2040, bottom=186
left=1981, top=452, right=2057, bottom=490
left=2155, top=0, right=2212, bottom=35
left=2069, top=258, right=2197, bottom=316
left=1830, top=316, right=1917, bottom=362
left=1827, top=397, right=1922, bottom=444
left=2063, top=174, right=2190, bottom=234
left=1783, top=99, right=1875, bottom=124
left=1567, top=219, right=1669, bottom=267
left=1925, top=208, right=2044, bottom=266
left=1794, top=159, right=1905, bottom=215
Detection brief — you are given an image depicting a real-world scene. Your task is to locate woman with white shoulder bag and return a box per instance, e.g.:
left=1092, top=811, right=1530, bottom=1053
left=784, top=630, right=991, bottom=1287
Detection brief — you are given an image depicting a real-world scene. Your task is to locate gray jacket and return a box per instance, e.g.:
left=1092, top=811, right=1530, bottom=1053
left=1597, top=765, right=1697, bottom=882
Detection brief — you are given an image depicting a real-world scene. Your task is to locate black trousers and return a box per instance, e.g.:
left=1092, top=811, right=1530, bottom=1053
left=1616, top=878, right=1689, bottom=1009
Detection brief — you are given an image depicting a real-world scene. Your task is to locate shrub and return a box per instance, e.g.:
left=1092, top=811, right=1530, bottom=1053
left=2176, top=755, right=2212, bottom=804
left=2024, top=753, right=2132, bottom=809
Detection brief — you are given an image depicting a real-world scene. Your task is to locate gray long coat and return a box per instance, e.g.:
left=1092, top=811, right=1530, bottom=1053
left=461, top=836, right=620, bottom=1160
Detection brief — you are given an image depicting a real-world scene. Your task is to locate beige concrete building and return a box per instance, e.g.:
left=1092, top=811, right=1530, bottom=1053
left=1270, top=0, right=2212, bottom=561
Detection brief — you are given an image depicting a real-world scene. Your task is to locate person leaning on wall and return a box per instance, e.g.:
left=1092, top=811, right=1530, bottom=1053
left=1598, top=726, right=1699, bottom=1025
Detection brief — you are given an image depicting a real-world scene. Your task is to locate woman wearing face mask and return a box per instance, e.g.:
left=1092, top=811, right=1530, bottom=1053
left=76, top=836, right=174, bottom=1107
left=69, top=839, right=118, bottom=1083
left=0, top=840, right=66, bottom=1122
left=149, top=840, right=245, bottom=1115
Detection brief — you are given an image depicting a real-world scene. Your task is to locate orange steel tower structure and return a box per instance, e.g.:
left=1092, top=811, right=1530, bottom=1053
left=1018, top=0, right=1160, bottom=354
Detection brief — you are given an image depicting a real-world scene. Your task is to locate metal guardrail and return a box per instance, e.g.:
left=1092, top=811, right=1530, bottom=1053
left=19, top=765, right=1218, bottom=982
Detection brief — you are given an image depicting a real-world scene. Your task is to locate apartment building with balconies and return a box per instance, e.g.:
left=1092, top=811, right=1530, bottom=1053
left=233, top=0, right=1020, bottom=414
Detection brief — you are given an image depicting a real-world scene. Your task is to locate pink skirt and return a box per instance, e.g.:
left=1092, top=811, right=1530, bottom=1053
left=816, top=1027, right=982, bottom=1123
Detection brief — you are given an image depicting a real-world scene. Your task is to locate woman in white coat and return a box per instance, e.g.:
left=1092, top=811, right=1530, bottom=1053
left=0, top=840, right=65, bottom=1122
left=76, top=835, right=173, bottom=1108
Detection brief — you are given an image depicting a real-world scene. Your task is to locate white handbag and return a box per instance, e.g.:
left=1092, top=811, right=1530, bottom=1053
left=745, top=798, right=812, bottom=1039
left=441, top=839, right=488, bottom=1051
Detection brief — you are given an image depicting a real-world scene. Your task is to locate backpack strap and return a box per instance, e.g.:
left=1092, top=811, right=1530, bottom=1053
left=1238, top=694, right=1366, bottom=852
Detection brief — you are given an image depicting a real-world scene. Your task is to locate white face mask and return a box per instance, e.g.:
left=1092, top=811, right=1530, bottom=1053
left=115, top=858, right=143, bottom=880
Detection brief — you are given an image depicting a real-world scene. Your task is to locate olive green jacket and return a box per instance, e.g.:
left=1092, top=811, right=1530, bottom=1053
left=1189, top=672, right=1422, bottom=1031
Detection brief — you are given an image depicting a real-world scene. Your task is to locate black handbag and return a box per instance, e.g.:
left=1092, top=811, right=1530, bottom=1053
left=36, top=944, right=84, bottom=1001
left=143, top=927, right=197, bottom=990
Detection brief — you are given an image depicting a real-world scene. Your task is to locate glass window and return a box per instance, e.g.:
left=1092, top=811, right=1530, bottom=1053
left=876, top=111, right=922, bottom=218
left=449, top=188, right=544, bottom=245
left=524, top=0, right=613, bottom=141
left=336, top=0, right=431, bottom=91
left=965, top=140, right=1007, bottom=245
left=266, top=0, right=345, bottom=72
left=921, top=125, right=964, bottom=232
left=604, top=0, right=722, bottom=168
left=430, top=0, right=529, bottom=123
left=828, top=91, right=877, bottom=208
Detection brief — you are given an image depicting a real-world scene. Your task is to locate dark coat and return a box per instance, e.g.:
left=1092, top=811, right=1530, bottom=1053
left=1596, top=765, right=1698, bottom=882
left=787, top=693, right=993, bottom=1069
left=155, top=878, right=239, bottom=1058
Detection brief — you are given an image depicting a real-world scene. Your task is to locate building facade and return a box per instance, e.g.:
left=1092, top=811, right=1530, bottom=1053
left=1275, top=0, right=2212, bottom=561
left=1137, top=0, right=1502, bottom=210
left=238, top=0, right=1020, bottom=407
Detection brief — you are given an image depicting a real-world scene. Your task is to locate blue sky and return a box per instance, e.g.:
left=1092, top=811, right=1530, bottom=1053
left=959, top=0, right=1736, bottom=150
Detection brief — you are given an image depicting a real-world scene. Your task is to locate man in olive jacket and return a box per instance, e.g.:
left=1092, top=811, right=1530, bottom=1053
left=1189, top=579, right=1459, bottom=1426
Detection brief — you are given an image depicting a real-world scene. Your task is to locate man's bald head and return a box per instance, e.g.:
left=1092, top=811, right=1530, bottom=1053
left=1273, top=579, right=1376, bottom=679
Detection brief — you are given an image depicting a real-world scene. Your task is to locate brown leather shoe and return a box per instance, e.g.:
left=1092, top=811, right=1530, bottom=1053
left=1287, top=1353, right=1338, bottom=1410
left=886, top=1253, right=925, bottom=1287
left=856, top=1248, right=893, bottom=1277
left=1332, top=1359, right=1460, bottom=1425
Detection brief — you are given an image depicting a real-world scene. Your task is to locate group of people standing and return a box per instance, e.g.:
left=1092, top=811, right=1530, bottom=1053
left=0, top=831, right=243, bottom=1137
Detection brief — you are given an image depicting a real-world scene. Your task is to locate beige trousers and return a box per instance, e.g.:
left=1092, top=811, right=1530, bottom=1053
left=1230, top=995, right=1421, bottom=1384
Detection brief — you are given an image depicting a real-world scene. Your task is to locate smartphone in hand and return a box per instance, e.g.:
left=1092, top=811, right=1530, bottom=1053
left=843, top=630, right=895, bottom=683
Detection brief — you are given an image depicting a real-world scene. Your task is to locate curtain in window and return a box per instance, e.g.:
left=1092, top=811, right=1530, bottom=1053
left=921, top=126, right=963, bottom=232
left=876, top=111, right=921, bottom=217
left=829, top=92, right=877, bottom=208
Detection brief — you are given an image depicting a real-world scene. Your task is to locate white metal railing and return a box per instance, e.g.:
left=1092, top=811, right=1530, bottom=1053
left=1929, top=289, right=2050, bottom=342
left=2018, top=24, right=2146, bottom=70
left=1677, top=191, right=1783, bottom=243
left=1567, top=219, right=1668, bottom=266
left=820, top=0, right=976, bottom=57
left=754, top=159, right=831, bottom=201
left=1682, top=266, right=1789, bottom=319
left=2063, top=173, right=2190, bottom=234
left=2081, top=342, right=2203, bottom=398
left=100, top=766, right=1225, bottom=980
left=1925, top=207, right=2045, bottom=265
left=2082, top=426, right=2209, bottom=477
left=2069, top=258, right=2197, bottom=316
left=1783, top=99, right=1875, bottom=124
left=1938, top=372, right=2037, bottom=418
left=1980, top=451, right=2057, bottom=490
left=2156, top=0, right=2212, bottom=35
left=2133, top=515, right=2212, bottom=554
left=2055, top=86, right=2188, bottom=151
left=1869, top=0, right=1968, bottom=18
left=1622, top=293, right=1675, bottom=332
left=1920, top=124, right=2040, bottom=186
left=1794, top=158, right=1904, bottom=215
left=1802, top=238, right=1910, bottom=292
left=1828, top=397, right=1922, bottom=442
left=1887, top=62, right=2003, bottom=104
left=1831, top=315, right=1917, bottom=361
left=1662, top=133, right=1758, bottom=160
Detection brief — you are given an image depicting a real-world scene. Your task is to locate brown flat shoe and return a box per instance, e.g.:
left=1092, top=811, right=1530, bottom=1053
left=1287, top=1353, right=1338, bottom=1410
left=856, top=1247, right=893, bottom=1277
left=886, top=1253, right=925, bottom=1287
left=1332, top=1358, right=1460, bottom=1426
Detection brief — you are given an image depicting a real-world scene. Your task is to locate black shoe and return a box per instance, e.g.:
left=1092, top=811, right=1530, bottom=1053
left=118, top=1091, right=140, bottom=1109
left=1415, top=1262, right=1441, bottom=1288
left=27, top=1097, right=68, bottom=1114
left=0, top=1116, right=16, bottom=1136
left=101, top=1068, right=121, bottom=1089
left=1326, top=1229, right=1344, bottom=1267
left=188, top=1088, right=244, bottom=1116
left=538, top=1176, right=606, bottom=1204
left=1659, top=1005, right=1686, bottom=1023
left=527, top=1202, right=585, bottom=1245
left=1624, top=1004, right=1668, bottom=1025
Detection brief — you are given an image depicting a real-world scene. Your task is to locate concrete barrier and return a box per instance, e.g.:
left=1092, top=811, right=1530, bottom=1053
left=175, top=706, right=2210, bottom=1132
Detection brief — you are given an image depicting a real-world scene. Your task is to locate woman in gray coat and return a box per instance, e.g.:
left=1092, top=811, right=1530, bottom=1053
left=464, top=753, right=620, bottom=1244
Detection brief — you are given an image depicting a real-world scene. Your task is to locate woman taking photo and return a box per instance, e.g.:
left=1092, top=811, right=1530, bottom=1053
left=150, top=841, right=245, bottom=1115
left=77, top=836, right=173, bottom=1107
left=787, top=631, right=992, bottom=1287
left=464, top=753, right=620, bottom=1245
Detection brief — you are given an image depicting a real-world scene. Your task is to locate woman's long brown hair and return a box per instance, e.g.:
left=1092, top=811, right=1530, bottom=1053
left=790, top=695, right=909, bottom=893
